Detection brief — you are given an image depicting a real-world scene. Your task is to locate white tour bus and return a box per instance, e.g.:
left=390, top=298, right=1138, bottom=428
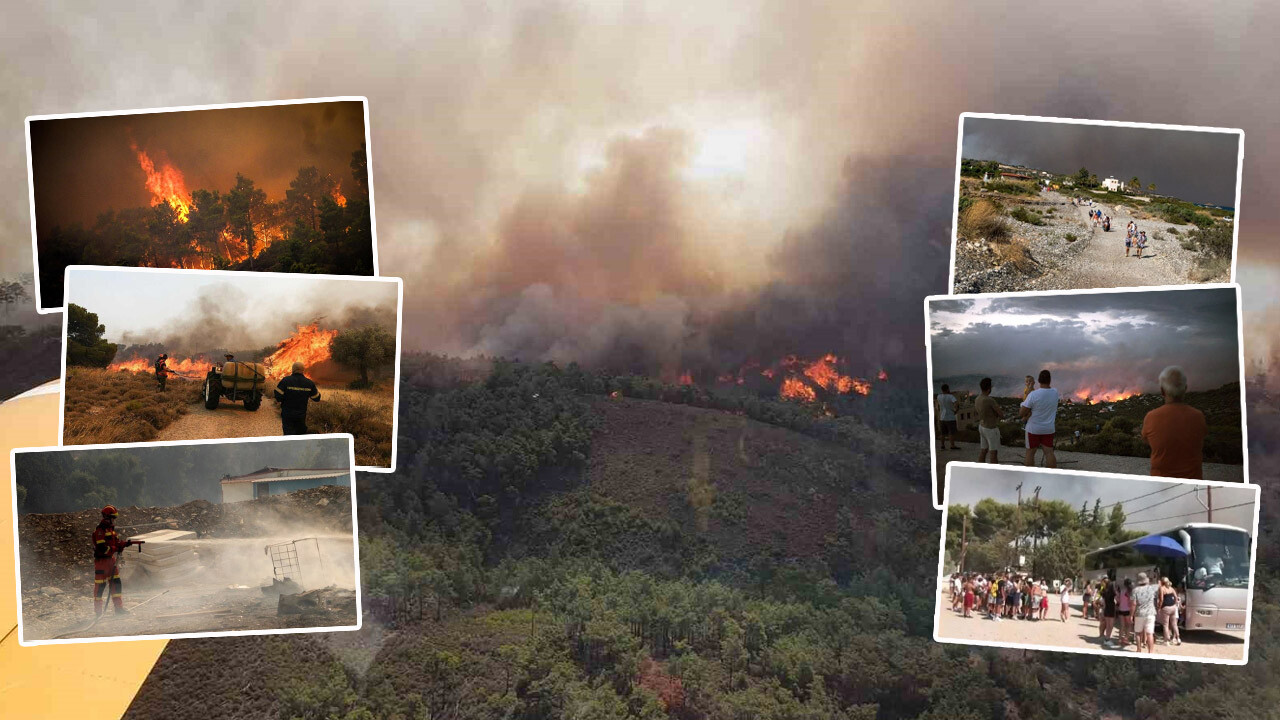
left=1082, top=523, right=1251, bottom=632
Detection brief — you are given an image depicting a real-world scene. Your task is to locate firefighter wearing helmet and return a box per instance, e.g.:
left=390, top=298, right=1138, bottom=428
left=92, top=505, right=140, bottom=615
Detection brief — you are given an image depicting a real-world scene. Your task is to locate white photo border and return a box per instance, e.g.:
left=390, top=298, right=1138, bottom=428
left=934, top=461, right=1259, bottom=666
left=10, top=432, right=363, bottom=646
left=924, top=282, right=1249, bottom=509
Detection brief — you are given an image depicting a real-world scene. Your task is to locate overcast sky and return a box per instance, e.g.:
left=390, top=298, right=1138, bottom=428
left=930, top=287, right=1240, bottom=399
left=948, top=466, right=1257, bottom=535
left=66, top=267, right=397, bottom=353
left=962, top=117, right=1240, bottom=208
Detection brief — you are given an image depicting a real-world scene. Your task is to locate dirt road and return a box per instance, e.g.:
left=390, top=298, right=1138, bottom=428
left=935, top=590, right=1245, bottom=662
left=157, top=399, right=283, bottom=440
left=1046, top=194, right=1199, bottom=289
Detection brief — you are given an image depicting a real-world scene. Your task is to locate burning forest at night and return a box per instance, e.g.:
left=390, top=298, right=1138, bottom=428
left=61, top=268, right=399, bottom=469
left=28, top=100, right=375, bottom=309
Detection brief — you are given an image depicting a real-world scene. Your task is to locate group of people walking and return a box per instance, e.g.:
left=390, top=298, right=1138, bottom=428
left=1081, top=573, right=1183, bottom=652
left=1124, top=219, right=1149, bottom=258
left=1088, top=207, right=1112, bottom=232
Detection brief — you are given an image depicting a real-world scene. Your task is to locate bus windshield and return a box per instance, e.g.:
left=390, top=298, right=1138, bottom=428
left=1187, top=528, right=1250, bottom=590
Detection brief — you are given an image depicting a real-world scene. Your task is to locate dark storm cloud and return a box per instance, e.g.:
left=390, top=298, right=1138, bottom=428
left=930, top=288, right=1240, bottom=396
left=963, top=117, right=1240, bottom=207
left=28, top=101, right=365, bottom=237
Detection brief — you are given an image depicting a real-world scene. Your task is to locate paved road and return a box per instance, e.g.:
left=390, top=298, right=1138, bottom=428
left=935, top=590, right=1245, bottom=661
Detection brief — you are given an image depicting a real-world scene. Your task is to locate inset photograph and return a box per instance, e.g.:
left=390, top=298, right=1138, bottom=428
left=926, top=285, right=1246, bottom=506
left=11, top=435, right=360, bottom=645
left=937, top=463, right=1257, bottom=664
left=27, top=98, right=377, bottom=312
left=951, top=114, right=1241, bottom=294
left=60, top=267, right=401, bottom=472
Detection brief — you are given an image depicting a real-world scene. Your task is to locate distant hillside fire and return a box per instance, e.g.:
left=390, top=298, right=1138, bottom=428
left=682, top=353, right=887, bottom=403
left=1070, top=382, right=1143, bottom=403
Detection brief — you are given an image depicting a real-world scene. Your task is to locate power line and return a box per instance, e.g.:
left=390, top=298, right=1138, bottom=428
left=1097, top=484, right=1179, bottom=511
left=1121, top=489, right=1199, bottom=517
left=1125, top=501, right=1255, bottom=525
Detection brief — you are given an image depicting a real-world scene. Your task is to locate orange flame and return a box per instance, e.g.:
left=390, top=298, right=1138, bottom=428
left=330, top=185, right=347, bottom=207
left=1072, top=385, right=1142, bottom=403
left=678, top=371, right=694, bottom=386
left=108, top=355, right=212, bottom=376
left=802, top=354, right=860, bottom=394
left=131, top=143, right=191, bottom=223
left=780, top=377, right=817, bottom=402
left=877, top=369, right=889, bottom=382
left=263, top=324, right=339, bottom=378
left=851, top=377, right=872, bottom=396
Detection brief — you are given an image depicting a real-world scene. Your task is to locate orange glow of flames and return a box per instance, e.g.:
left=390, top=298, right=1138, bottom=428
left=331, top=185, right=347, bottom=207
left=263, top=324, right=338, bottom=378
left=877, top=369, right=889, bottom=382
left=131, top=143, right=192, bottom=223
left=801, top=354, right=860, bottom=394
left=678, top=371, right=694, bottom=386
left=851, top=378, right=872, bottom=396
left=1073, top=386, right=1142, bottom=403
left=108, top=355, right=212, bottom=376
left=780, top=377, right=818, bottom=402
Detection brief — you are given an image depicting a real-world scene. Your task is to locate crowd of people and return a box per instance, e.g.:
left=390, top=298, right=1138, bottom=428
left=948, top=572, right=1068, bottom=623
left=946, top=571, right=1186, bottom=653
left=1072, top=197, right=1154, bottom=257
left=936, top=365, right=1208, bottom=479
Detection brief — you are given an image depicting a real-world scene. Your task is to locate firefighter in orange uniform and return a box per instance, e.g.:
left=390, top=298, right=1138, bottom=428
left=93, top=505, right=139, bottom=614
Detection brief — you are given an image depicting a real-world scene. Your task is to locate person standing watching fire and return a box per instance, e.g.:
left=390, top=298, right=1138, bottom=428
left=1019, top=369, right=1059, bottom=468
left=154, top=353, right=169, bottom=392
left=975, top=377, right=1004, bottom=464
left=274, top=361, right=321, bottom=435
left=1141, top=366, right=1207, bottom=478
left=936, top=384, right=959, bottom=451
left=93, top=505, right=140, bottom=615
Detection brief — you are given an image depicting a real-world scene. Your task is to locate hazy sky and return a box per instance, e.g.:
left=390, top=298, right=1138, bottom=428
left=962, top=117, right=1240, bottom=207
left=930, top=287, right=1240, bottom=398
left=948, top=466, right=1257, bottom=535
left=4, top=1, right=1280, bottom=372
left=66, top=267, right=398, bottom=352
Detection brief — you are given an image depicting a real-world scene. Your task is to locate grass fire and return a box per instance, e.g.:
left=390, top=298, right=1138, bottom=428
left=62, top=269, right=401, bottom=469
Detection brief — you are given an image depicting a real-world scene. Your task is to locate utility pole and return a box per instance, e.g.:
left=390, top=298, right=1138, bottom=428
left=1014, top=482, right=1023, bottom=569
left=960, top=514, right=969, bottom=573
left=1033, top=486, right=1042, bottom=553
left=1207, top=486, right=1213, bottom=523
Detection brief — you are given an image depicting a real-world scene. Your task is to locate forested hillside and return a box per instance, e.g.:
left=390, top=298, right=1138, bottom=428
left=125, top=358, right=1280, bottom=720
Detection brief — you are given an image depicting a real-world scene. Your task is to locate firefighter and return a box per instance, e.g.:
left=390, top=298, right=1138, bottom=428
left=154, top=354, right=169, bottom=392
left=93, top=505, right=139, bottom=615
left=273, top=361, right=321, bottom=435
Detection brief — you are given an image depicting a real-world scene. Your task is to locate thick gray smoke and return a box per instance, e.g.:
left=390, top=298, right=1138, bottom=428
left=3, top=1, right=1280, bottom=374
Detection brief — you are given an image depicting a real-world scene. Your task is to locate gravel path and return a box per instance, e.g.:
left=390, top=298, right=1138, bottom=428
left=157, top=400, right=283, bottom=440
left=953, top=190, right=1209, bottom=293
left=935, top=442, right=1245, bottom=503
left=935, top=589, right=1245, bottom=662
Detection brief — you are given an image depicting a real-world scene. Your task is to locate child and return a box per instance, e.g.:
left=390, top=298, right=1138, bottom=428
left=1137, top=231, right=1148, bottom=258
left=1125, top=229, right=1132, bottom=257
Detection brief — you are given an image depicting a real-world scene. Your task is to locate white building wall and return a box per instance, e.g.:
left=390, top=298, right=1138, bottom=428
left=221, top=483, right=254, bottom=503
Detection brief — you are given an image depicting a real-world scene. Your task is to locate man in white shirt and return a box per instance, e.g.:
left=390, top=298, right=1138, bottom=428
left=1019, top=369, right=1059, bottom=468
left=937, top=384, right=959, bottom=451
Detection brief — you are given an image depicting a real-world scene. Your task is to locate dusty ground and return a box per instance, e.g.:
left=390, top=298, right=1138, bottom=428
left=17, top=485, right=357, bottom=641
left=953, top=189, right=1218, bottom=293
left=21, top=584, right=357, bottom=641
left=157, top=393, right=283, bottom=440
left=935, top=590, right=1245, bottom=662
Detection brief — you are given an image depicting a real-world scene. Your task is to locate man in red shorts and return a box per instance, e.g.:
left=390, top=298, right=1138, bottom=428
left=1019, top=369, right=1059, bottom=468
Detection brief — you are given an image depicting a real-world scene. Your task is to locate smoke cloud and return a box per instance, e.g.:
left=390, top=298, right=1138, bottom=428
left=3, top=1, right=1280, bottom=378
